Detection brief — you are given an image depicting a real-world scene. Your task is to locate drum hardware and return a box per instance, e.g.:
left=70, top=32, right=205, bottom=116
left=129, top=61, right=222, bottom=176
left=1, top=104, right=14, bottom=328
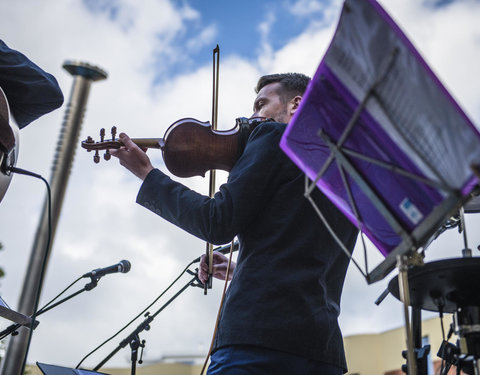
left=402, top=344, right=430, bottom=375
left=389, top=257, right=480, bottom=374
left=436, top=305, right=480, bottom=375
left=437, top=340, right=461, bottom=375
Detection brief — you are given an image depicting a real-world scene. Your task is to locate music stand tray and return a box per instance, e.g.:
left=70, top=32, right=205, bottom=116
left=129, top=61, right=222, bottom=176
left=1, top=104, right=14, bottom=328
left=280, top=0, right=480, bottom=283
left=37, top=362, right=110, bottom=375
left=0, top=295, right=33, bottom=326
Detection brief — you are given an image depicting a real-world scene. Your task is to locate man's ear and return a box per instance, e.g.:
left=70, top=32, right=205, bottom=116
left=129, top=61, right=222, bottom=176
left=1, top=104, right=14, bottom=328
left=290, top=95, right=302, bottom=114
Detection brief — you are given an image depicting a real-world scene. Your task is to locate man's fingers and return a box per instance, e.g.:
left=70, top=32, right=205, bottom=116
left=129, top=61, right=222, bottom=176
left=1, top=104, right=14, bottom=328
left=119, top=132, right=137, bottom=151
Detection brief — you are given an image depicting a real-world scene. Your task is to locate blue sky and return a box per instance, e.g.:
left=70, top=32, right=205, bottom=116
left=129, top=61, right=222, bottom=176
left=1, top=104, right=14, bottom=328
left=77, top=0, right=463, bottom=85
left=82, top=0, right=337, bottom=82
left=1, top=0, right=480, bottom=370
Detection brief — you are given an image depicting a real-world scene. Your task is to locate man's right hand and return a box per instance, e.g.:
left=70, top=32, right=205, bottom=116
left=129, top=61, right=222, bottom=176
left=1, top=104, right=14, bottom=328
left=198, top=251, right=236, bottom=284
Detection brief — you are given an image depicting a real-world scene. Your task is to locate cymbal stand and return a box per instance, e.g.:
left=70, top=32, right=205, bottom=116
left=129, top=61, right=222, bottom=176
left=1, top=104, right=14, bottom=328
left=459, top=207, right=472, bottom=258
left=437, top=306, right=480, bottom=375
left=397, top=255, right=417, bottom=375
left=454, top=306, right=480, bottom=375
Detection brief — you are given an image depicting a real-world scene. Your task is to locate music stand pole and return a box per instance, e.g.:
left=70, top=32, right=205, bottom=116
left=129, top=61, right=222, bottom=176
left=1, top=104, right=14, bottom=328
left=397, top=255, right=417, bottom=375
left=92, top=274, right=198, bottom=374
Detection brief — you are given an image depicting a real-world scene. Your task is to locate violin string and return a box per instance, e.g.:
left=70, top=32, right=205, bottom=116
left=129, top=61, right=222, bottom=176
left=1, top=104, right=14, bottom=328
left=199, top=240, right=235, bottom=375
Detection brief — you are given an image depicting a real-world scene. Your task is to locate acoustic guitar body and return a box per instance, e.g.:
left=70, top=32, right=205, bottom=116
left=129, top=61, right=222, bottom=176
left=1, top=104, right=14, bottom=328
left=0, top=86, right=19, bottom=203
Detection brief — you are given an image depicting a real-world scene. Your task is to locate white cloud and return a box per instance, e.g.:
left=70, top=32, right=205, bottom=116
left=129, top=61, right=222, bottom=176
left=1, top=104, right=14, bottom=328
left=256, top=12, right=276, bottom=71
left=288, top=0, right=329, bottom=17
left=185, top=24, right=218, bottom=53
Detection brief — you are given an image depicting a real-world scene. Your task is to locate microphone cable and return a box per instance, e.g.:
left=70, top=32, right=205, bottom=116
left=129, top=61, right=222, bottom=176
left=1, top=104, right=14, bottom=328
left=75, top=258, right=198, bottom=369
left=1, top=260, right=134, bottom=341
left=0, top=275, right=83, bottom=341
left=35, top=275, right=83, bottom=316
left=7, top=166, right=52, bottom=375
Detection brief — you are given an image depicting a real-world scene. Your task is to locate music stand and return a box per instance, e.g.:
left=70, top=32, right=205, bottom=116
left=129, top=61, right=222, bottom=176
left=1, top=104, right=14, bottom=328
left=0, top=295, right=35, bottom=327
left=37, top=362, right=109, bottom=375
left=280, top=0, right=480, bottom=285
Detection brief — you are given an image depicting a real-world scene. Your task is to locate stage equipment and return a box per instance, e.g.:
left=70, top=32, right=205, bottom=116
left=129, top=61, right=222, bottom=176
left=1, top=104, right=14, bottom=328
left=2, top=61, right=108, bottom=375
left=37, top=362, right=109, bottom=375
left=389, top=257, right=480, bottom=374
left=82, top=260, right=131, bottom=279
left=280, top=0, right=480, bottom=284
left=279, top=0, right=480, bottom=374
left=0, top=266, right=113, bottom=341
left=0, top=296, right=36, bottom=329
left=0, top=85, right=19, bottom=203
left=88, top=269, right=203, bottom=374
left=76, top=243, right=234, bottom=374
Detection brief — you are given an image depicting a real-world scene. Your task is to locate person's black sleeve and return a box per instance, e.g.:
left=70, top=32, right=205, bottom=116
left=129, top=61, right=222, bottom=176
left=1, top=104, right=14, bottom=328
left=136, top=123, right=288, bottom=244
left=0, top=39, right=64, bottom=128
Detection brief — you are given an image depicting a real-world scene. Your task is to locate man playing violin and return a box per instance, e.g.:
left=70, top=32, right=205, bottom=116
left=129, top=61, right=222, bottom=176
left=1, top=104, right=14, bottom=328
left=112, top=73, right=358, bottom=375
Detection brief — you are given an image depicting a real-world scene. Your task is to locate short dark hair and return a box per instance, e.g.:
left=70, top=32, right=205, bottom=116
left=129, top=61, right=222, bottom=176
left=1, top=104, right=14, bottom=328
left=255, top=73, right=311, bottom=102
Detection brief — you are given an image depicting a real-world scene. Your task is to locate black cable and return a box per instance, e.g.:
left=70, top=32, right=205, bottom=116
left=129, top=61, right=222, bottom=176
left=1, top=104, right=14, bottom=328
left=36, top=276, right=83, bottom=315
left=75, top=259, right=197, bottom=369
left=8, top=166, right=52, bottom=375
left=439, top=307, right=446, bottom=375
left=0, top=323, right=21, bottom=341
left=0, top=276, right=83, bottom=341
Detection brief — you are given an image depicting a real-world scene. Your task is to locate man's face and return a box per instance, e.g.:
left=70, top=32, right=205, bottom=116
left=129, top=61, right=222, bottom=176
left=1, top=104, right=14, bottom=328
left=251, top=82, right=298, bottom=124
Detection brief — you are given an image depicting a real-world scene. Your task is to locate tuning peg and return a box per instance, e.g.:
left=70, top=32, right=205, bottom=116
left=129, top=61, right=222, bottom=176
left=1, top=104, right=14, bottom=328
left=111, top=126, right=117, bottom=141
left=85, top=136, right=94, bottom=152
left=100, top=128, right=105, bottom=142
left=94, top=150, right=100, bottom=163
left=104, top=149, right=111, bottom=161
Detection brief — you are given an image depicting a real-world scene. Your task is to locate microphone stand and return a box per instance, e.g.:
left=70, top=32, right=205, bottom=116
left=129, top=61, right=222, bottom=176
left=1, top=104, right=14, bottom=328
left=0, top=278, right=99, bottom=340
left=92, top=271, right=201, bottom=375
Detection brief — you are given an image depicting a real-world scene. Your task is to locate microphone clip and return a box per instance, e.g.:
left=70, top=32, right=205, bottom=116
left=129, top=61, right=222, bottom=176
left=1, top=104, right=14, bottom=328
left=84, top=277, right=99, bottom=291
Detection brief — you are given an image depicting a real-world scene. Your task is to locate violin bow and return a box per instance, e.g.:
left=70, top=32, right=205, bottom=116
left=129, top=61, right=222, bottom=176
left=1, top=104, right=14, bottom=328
left=204, top=45, right=220, bottom=294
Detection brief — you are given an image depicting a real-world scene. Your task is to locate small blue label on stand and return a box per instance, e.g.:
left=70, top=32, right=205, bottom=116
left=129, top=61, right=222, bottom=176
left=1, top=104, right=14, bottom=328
left=400, top=198, right=423, bottom=225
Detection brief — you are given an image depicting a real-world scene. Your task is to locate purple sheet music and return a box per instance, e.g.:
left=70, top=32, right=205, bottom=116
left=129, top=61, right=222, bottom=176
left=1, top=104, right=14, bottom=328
left=280, top=0, right=480, bottom=258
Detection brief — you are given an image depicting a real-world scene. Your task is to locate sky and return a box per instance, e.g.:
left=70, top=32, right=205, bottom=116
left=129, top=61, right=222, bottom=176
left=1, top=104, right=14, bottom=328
left=1, top=0, right=480, bottom=371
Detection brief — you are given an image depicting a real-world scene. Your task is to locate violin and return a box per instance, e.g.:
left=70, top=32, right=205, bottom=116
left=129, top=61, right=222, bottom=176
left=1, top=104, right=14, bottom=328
left=81, top=117, right=270, bottom=178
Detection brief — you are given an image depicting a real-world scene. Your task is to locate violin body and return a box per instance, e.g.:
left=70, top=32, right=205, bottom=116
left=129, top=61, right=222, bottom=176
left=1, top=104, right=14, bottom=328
left=163, top=118, right=241, bottom=177
left=81, top=117, right=268, bottom=178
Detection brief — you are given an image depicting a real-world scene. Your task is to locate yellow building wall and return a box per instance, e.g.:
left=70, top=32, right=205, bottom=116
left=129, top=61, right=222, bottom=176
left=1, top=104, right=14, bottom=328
left=345, top=314, right=455, bottom=375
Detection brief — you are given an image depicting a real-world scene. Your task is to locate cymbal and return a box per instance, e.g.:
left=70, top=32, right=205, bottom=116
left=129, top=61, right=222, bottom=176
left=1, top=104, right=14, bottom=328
left=388, top=258, right=480, bottom=313
left=464, top=194, right=480, bottom=213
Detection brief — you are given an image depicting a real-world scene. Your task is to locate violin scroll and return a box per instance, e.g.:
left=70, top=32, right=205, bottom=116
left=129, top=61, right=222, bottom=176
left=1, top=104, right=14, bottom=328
left=82, top=126, right=163, bottom=164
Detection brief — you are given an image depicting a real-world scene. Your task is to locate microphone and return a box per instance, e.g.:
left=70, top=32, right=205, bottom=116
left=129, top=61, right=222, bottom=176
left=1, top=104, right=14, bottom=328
left=192, top=242, right=239, bottom=263
left=83, top=260, right=131, bottom=279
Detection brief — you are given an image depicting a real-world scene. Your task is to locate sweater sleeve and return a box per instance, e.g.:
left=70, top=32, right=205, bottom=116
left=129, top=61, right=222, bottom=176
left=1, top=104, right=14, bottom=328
left=0, top=39, right=64, bottom=128
left=136, top=122, right=290, bottom=244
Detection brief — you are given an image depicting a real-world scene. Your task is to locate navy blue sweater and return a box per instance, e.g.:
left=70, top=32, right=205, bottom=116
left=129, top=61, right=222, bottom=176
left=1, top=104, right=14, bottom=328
left=137, top=121, right=358, bottom=371
left=0, top=39, right=63, bottom=128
